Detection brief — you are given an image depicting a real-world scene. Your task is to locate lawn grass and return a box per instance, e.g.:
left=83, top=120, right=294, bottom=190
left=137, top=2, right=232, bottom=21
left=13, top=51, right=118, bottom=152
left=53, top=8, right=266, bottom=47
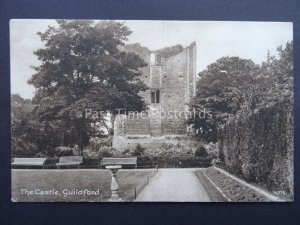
left=12, top=169, right=156, bottom=202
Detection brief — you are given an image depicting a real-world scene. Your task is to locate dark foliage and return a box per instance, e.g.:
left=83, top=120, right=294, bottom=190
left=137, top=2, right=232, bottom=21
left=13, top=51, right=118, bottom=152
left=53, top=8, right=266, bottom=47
left=195, top=146, right=208, bottom=157
left=99, top=150, right=113, bottom=157
left=25, top=20, right=148, bottom=156
left=190, top=41, right=293, bottom=143
left=11, top=94, right=41, bottom=157
left=132, top=143, right=145, bottom=156
left=219, top=101, right=293, bottom=197
left=54, top=146, right=75, bottom=158
left=137, top=156, right=211, bottom=168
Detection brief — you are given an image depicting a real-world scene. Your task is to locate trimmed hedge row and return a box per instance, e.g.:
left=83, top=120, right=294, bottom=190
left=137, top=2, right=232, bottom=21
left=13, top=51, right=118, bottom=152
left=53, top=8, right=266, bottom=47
left=218, top=101, right=293, bottom=197
left=35, top=156, right=211, bottom=169
left=137, top=156, right=212, bottom=168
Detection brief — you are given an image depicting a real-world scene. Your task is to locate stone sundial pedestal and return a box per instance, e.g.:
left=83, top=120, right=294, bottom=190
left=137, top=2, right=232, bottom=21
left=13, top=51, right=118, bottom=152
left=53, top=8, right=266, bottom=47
left=106, top=165, right=123, bottom=202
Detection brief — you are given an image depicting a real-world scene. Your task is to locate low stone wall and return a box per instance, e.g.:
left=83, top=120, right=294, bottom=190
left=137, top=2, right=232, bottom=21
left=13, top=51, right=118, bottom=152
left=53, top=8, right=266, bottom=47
left=112, top=135, right=198, bottom=152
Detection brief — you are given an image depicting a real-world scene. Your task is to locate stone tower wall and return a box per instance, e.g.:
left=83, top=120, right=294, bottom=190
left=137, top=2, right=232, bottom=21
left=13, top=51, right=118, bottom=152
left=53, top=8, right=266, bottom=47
left=112, top=42, right=197, bottom=150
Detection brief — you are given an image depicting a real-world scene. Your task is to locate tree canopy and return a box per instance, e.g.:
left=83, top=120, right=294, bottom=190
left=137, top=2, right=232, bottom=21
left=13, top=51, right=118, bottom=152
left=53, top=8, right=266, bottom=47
left=11, top=94, right=41, bottom=157
left=190, top=41, right=293, bottom=142
left=28, top=20, right=148, bottom=154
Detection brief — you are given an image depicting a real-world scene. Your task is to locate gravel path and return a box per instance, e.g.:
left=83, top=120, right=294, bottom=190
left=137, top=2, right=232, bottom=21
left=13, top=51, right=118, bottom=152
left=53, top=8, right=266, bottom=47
left=135, top=168, right=211, bottom=202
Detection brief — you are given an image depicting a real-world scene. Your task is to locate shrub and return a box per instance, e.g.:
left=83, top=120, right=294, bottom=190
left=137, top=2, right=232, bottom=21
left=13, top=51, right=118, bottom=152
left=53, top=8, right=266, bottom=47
left=98, top=146, right=113, bottom=157
left=54, top=147, right=74, bottom=158
left=72, top=144, right=81, bottom=156
left=34, top=151, right=48, bottom=158
left=83, top=137, right=114, bottom=158
left=122, top=149, right=131, bottom=156
left=11, top=137, right=38, bottom=157
left=137, top=156, right=211, bottom=168
left=205, top=142, right=218, bottom=157
left=100, top=150, right=113, bottom=157
left=89, top=136, right=112, bottom=150
left=83, top=148, right=98, bottom=158
left=132, top=143, right=145, bottom=156
left=195, top=146, right=208, bottom=157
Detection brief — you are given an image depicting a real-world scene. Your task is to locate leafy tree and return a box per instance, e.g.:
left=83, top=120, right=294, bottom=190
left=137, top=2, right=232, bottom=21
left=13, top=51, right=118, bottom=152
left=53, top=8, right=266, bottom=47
left=29, top=20, right=148, bottom=155
left=260, top=41, right=293, bottom=105
left=190, top=41, right=293, bottom=143
left=11, top=94, right=42, bottom=157
left=190, top=57, right=260, bottom=142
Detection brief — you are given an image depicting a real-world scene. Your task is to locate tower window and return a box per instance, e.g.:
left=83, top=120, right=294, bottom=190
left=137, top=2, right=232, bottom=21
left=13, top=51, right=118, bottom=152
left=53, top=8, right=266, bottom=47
left=151, top=91, right=155, bottom=103
left=156, top=90, right=160, bottom=103
left=151, top=90, right=160, bottom=103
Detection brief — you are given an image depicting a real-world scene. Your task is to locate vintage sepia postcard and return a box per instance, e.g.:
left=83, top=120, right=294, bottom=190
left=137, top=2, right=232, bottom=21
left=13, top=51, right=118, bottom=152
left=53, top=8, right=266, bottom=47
left=10, top=19, right=293, bottom=202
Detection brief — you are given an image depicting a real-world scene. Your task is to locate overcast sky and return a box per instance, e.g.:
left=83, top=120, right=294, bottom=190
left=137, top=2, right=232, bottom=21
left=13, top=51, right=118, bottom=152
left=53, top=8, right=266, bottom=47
left=10, top=19, right=292, bottom=99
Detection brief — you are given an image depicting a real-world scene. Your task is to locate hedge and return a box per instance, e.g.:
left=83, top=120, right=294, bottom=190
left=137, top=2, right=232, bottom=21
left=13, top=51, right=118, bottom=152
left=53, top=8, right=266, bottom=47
left=137, top=156, right=212, bottom=168
left=218, top=101, right=293, bottom=197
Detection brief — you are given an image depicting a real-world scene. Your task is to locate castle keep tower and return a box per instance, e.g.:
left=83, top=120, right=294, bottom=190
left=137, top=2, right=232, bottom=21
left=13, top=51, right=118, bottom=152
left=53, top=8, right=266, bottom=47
left=113, top=42, right=197, bottom=150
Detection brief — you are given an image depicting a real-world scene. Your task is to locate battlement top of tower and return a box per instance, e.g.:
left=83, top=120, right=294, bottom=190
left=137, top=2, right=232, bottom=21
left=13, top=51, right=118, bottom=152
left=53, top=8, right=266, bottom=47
left=124, top=42, right=196, bottom=56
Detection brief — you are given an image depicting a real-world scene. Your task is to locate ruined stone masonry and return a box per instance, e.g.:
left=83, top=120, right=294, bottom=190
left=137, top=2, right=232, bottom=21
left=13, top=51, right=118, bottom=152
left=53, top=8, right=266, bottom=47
left=113, top=42, right=197, bottom=150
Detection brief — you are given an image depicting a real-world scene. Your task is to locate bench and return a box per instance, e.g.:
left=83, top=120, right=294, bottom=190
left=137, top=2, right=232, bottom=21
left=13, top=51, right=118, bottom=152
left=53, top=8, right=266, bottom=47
left=12, top=158, right=47, bottom=168
left=56, top=156, right=83, bottom=169
left=100, top=157, right=137, bottom=169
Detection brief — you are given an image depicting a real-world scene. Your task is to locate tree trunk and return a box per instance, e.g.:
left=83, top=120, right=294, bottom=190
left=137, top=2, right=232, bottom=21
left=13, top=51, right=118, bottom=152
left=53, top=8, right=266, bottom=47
left=110, top=113, right=116, bottom=135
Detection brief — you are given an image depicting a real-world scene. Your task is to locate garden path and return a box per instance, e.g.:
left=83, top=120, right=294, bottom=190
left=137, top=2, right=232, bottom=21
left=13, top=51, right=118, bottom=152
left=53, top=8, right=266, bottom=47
left=135, top=168, right=211, bottom=202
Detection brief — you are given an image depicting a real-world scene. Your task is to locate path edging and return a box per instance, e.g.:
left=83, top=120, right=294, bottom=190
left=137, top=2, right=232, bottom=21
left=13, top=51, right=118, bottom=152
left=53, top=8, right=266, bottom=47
left=201, top=170, right=232, bottom=202
left=214, top=166, right=284, bottom=202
